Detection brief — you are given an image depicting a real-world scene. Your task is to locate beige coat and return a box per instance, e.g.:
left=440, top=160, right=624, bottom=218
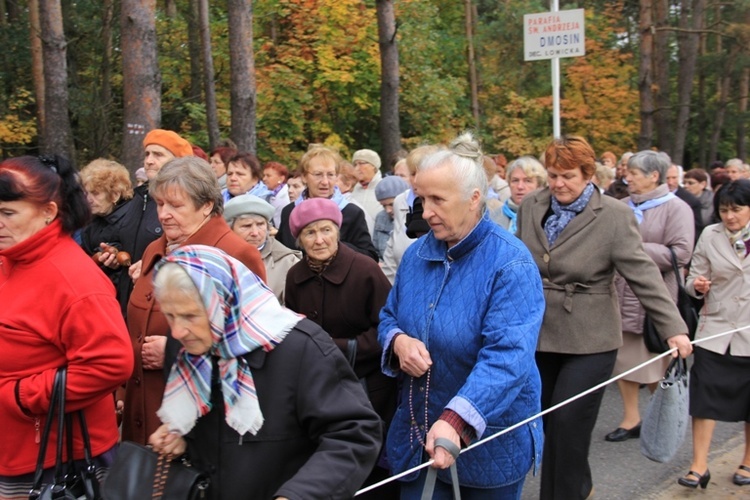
left=686, top=223, right=750, bottom=356
left=261, top=236, right=301, bottom=305
left=516, top=187, right=687, bottom=354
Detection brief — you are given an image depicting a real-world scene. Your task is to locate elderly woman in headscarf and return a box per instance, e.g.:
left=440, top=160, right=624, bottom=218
left=122, top=157, right=266, bottom=445
left=224, top=194, right=301, bottom=304
left=148, top=245, right=381, bottom=500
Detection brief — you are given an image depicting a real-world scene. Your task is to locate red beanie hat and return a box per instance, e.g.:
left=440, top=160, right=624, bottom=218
left=143, top=129, right=193, bottom=158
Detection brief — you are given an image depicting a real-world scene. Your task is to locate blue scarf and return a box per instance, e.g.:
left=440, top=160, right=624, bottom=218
left=627, top=191, right=676, bottom=224
left=295, top=185, right=349, bottom=210
left=222, top=182, right=273, bottom=204
left=502, top=199, right=518, bottom=234
left=544, top=183, right=596, bottom=246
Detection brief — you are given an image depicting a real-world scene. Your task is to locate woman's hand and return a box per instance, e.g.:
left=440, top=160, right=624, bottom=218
left=149, top=424, right=187, bottom=456
left=129, top=260, right=143, bottom=281
left=393, top=334, right=432, bottom=377
left=142, top=336, right=166, bottom=370
left=425, top=420, right=460, bottom=469
left=693, top=275, right=711, bottom=294
left=667, top=334, right=693, bottom=359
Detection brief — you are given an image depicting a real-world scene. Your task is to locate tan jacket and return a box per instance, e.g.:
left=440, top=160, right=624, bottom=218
left=517, top=187, right=686, bottom=354
left=686, top=223, right=750, bottom=356
left=261, top=236, right=301, bottom=305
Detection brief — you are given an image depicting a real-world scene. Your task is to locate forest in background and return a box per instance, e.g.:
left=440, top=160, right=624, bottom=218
left=0, top=0, right=748, bottom=172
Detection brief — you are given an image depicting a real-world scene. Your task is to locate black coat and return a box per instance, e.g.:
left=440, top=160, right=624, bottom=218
left=79, top=199, right=133, bottom=314
left=277, top=201, right=379, bottom=261
left=285, top=244, right=396, bottom=424
left=111, top=183, right=163, bottom=316
left=674, top=186, right=705, bottom=243
left=181, top=319, right=382, bottom=500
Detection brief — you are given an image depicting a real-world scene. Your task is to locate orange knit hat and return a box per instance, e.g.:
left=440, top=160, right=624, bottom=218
left=143, top=129, right=193, bottom=158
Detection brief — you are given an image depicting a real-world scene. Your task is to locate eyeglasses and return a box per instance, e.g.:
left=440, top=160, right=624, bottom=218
left=308, top=172, right=337, bottom=180
left=683, top=180, right=699, bottom=185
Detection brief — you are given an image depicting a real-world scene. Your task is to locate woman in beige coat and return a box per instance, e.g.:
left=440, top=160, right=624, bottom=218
left=516, top=136, right=692, bottom=500
left=606, top=151, right=695, bottom=443
left=679, top=180, right=750, bottom=489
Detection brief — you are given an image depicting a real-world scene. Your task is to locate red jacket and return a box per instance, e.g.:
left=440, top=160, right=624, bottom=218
left=0, top=221, right=133, bottom=475
left=123, top=215, right=266, bottom=443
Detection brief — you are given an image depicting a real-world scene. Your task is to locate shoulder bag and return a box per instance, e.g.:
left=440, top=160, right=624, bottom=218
left=640, top=357, right=690, bottom=463
left=102, top=441, right=209, bottom=500
left=643, top=247, right=699, bottom=354
left=29, top=367, right=101, bottom=500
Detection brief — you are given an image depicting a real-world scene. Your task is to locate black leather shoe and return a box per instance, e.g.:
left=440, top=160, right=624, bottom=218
left=677, top=469, right=710, bottom=489
left=733, top=465, right=750, bottom=486
left=604, top=423, right=641, bottom=442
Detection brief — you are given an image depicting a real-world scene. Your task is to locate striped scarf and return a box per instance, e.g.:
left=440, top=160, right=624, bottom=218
left=155, top=245, right=303, bottom=437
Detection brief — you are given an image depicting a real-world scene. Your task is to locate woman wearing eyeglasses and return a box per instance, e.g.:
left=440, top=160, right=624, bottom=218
left=276, top=146, right=378, bottom=261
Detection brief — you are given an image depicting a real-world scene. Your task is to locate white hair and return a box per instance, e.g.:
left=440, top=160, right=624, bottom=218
left=419, top=132, right=488, bottom=205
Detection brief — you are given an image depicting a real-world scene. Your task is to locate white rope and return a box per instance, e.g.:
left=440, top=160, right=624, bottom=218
left=355, top=325, right=749, bottom=496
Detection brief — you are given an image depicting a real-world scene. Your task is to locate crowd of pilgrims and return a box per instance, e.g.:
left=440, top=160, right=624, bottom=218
left=0, top=128, right=748, bottom=500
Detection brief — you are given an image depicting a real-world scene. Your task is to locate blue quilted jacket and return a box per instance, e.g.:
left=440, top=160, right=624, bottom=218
left=379, top=214, right=545, bottom=487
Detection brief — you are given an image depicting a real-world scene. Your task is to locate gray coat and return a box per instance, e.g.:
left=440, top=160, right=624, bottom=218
left=616, top=186, right=695, bottom=333
left=517, top=187, right=687, bottom=354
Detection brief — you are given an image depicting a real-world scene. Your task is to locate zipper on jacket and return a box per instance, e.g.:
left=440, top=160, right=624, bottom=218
left=34, top=417, right=40, bottom=444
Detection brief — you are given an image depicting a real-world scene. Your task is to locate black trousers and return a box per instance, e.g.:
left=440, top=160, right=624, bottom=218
left=536, top=350, right=617, bottom=500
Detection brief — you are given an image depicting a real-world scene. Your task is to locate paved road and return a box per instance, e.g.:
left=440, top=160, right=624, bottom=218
left=520, top=381, right=747, bottom=499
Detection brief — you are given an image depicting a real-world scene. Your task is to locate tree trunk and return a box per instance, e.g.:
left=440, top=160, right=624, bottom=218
left=29, top=0, right=45, bottom=148
left=186, top=0, right=203, bottom=118
left=38, top=0, right=74, bottom=161
left=638, top=0, right=655, bottom=150
left=198, top=0, right=219, bottom=151
left=377, top=0, right=401, bottom=170
left=121, top=0, right=161, bottom=173
left=737, top=66, right=749, bottom=161
left=5, top=0, right=19, bottom=22
left=227, top=0, right=256, bottom=153
left=696, top=24, right=707, bottom=167
left=708, top=46, right=739, bottom=162
left=672, top=0, right=705, bottom=167
left=93, top=0, right=115, bottom=158
left=465, top=0, right=479, bottom=131
left=164, top=0, right=177, bottom=18
left=653, top=0, right=671, bottom=155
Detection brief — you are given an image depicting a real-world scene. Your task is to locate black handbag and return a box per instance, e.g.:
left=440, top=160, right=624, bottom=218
left=29, top=368, right=101, bottom=500
left=102, top=441, right=209, bottom=500
left=643, top=247, right=699, bottom=354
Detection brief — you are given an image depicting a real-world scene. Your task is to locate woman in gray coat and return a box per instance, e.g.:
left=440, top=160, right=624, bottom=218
left=516, top=136, right=693, bottom=500
left=606, top=151, right=695, bottom=443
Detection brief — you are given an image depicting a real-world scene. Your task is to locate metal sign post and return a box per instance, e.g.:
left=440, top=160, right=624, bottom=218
left=523, top=5, right=586, bottom=139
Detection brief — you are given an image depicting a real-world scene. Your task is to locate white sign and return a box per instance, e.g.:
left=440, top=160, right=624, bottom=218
left=524, top=9, right=585, bottom=61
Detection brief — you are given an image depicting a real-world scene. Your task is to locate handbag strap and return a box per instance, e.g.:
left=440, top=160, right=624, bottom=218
left=661, top=357, right=688, bottom=388
left=152, top=452, right=173, bottom=499
left=667, top=247, right=686, bottom=291
left=29, top=368, right=66, bottom=499
left=420, top=438, right=461, bottom=500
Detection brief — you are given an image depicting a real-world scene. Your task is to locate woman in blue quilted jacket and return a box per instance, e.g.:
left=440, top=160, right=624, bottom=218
left=378, top=132, right=546, bottom=499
